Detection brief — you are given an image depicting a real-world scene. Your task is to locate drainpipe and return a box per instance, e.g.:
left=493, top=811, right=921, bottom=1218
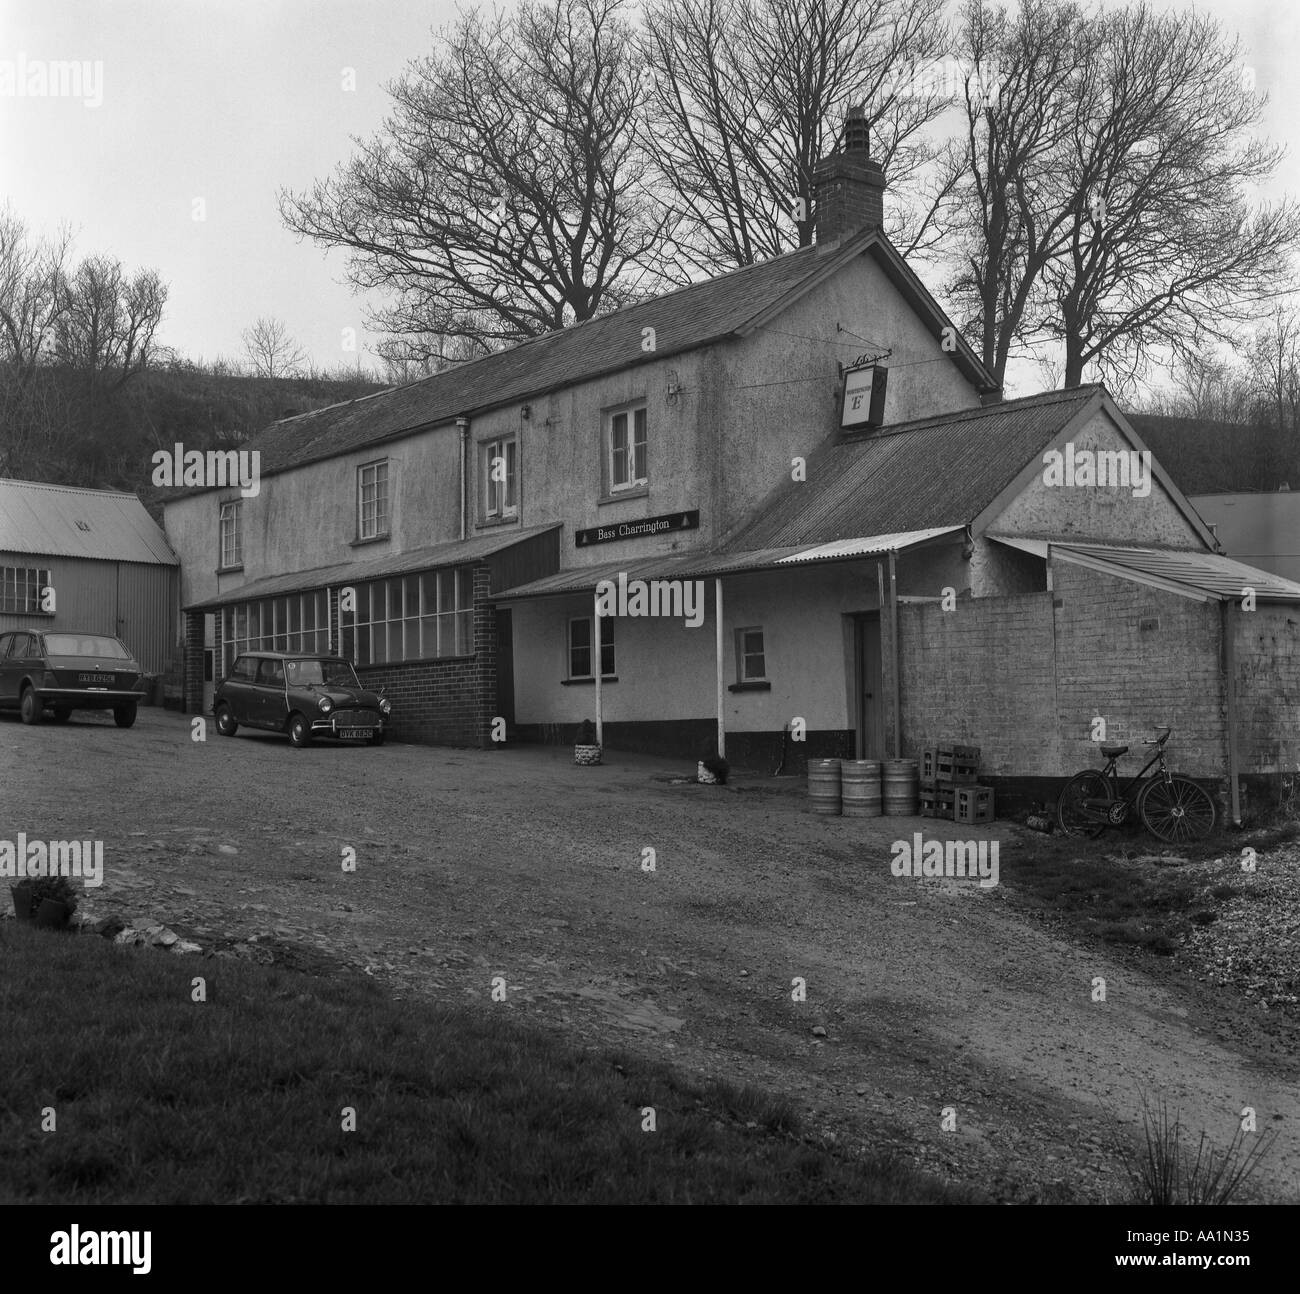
left=888, top=547, right=900, bottom=758
left=456, top=417, right=470, bottom=540
left=715, top=577, right=725, bottom=758
left=594, top=590, right=604, bottom=747
left=1221, top=599, right=1242, bottom=827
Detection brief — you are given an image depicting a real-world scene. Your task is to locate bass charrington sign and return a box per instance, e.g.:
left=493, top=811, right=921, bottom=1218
left=575, top=510, right=700, bottom=547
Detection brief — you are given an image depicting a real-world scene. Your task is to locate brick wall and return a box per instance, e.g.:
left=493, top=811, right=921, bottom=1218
left=1233, top=603, right=1300, bottom=774
left=899, top=590, right=1057, bottom=776
left=183, top=610, right=204, bottom=715
left=354, top=564, right=499, bottom=749
left=1051, top=561, right=1225, bottom=777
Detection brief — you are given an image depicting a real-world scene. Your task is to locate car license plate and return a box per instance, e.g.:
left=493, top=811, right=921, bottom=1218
left=78, top=673, right=114, bottom=684
left=338, top=726, right=371, bottom=739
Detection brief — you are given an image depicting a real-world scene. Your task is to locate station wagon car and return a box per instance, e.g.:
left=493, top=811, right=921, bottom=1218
left=0, top=630, right=144, bottom=727
left=213, top=651, right=390, bottom=748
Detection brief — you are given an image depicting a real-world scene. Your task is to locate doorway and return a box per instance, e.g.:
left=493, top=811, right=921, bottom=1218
left=851, top=612, right=884, bottom=759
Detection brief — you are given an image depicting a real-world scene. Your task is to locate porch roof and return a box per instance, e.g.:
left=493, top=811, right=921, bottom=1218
left=493, top=526, right=963, bottom=600
left=989, top=536, right=1300, bottom=603
left=184, top=523, right=560, bottom=612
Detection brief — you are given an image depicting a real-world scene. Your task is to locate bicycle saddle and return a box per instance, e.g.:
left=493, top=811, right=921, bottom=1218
left=1100, top=743, right=1128, bottom=758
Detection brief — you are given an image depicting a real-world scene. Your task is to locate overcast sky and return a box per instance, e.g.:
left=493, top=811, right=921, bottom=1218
left=2, top=0, right=1296, bottom=395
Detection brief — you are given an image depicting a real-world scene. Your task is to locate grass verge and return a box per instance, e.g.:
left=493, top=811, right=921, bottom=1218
left=0, top=921, right=979, bottom=1204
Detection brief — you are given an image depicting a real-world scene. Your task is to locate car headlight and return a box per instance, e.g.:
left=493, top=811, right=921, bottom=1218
left=317, top=696, right=332, bottom=712
left=380, top=699, right=391, bottom=715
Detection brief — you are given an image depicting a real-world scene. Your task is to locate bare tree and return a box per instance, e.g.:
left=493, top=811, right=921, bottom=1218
left=241, top=316, right=309, bottom=379
left=54, top=254, right=167, bottom=389
left=280, top=0, right=669, bottom=364
left=1247, top=301, right=1300, bottom=435
left=640, top=0, right=950, bottom=273
left=0, top=205, right=73, bottom=382
left=946, top=0, right=1300, bottom=391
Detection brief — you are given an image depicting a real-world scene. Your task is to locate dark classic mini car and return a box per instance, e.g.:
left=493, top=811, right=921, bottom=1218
left=213, top=651, right=390, bottom=747
left=0, top=630, right=145, bottom=727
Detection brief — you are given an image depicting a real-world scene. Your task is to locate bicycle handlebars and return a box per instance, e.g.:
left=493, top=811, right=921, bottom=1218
left=1142, top=726, right=1173, bottom=746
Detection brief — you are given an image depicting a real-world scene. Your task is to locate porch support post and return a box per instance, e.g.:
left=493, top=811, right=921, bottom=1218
left=715, top=578, right=725, bottom=758
left=888, top=547, right=901, bottom=759
left=594, top=589, right=604, bottom=747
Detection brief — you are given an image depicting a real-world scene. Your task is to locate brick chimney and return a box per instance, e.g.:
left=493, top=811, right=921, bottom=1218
left=812, top=105, right=885, bottom=243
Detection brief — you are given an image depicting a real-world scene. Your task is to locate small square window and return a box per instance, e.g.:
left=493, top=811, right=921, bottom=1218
left=736, top=627, right=766, bottom=682
left=569, top=616, right=615, bottom=679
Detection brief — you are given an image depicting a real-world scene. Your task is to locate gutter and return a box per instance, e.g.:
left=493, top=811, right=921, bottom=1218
left=456, top=417, right=470, bottom=541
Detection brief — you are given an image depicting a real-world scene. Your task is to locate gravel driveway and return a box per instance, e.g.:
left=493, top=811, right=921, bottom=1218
left=3, top=707, right=1296, bottom=1203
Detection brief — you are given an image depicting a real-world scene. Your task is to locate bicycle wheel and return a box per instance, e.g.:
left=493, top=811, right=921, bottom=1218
left=1056, top=771, right=1113, bottom=838
left=1138, top=776, right=1216, bottom=844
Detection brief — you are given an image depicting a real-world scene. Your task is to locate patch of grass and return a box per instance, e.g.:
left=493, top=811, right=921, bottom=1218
left=0, top=922, right=977, bottom=1204
left=1120, top=1095, right=1278, bottom=1205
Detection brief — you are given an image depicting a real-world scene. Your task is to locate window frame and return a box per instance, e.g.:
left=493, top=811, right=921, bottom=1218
left=340, top=568, right=475, bottom=667
left=356, top=459, right=391, bottom=541
left=568, top=614, right=616, bottom=680
left=218, top=499, right=243, bottom=570
left=603, top=401, right=648, bottom=496
left=735, top=626, right=767, bottom=683
left=0, top=565, right=53, bottom=615
left=482, top=435, right=519, bottom=521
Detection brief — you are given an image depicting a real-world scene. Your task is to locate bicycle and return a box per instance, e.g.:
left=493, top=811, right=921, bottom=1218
left=1056, top=726, right=1216, bottom=844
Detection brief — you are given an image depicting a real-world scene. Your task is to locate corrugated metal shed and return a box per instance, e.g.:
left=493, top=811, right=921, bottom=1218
left=185, top=523, right=561, bottom=611
left=723, top=387, right=1101, bottom=550
left=1189, top=492, right=1300, bottom=583
left=0, top=479, right=178, bottom=564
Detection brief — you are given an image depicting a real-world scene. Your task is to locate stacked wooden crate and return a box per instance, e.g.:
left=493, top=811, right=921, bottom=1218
left=919, top=744, right=980, bottom=819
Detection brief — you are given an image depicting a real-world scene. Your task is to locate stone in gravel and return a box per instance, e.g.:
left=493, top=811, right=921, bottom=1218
left=812, top=1025, right=828, bottom=1037
left=856, top=1085, right=868, bottom=1095
left=739, top=969, right=749, bottom=977
left=171, top=940, right=203, bottom=955
left=92, top=916, right=125, bottom=938
left=149, top=928, right=179, bottom=948
left=217, top=844, right=239, bottom=855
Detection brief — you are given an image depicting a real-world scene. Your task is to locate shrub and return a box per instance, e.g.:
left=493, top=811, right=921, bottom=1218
left=23, top=875, right=78, bottom=917
left=576, top=719, right=597, bottom=746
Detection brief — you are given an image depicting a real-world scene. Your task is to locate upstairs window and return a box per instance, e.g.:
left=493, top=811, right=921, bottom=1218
left=357, top=460, right=390, bottom=540
left=605, top=404, right=647, bottom=494
left=483, top=437, right=518, bottom=520
left=219, top=500, right=242, bottom=569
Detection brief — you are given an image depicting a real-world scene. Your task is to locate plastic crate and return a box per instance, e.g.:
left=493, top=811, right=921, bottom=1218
left=954, top=784, right=994, bottom=825
left=919, top=787, right=956, bottom=819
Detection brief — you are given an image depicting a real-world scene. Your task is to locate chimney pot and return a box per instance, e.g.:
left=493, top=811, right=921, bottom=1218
left=812, top=107, right=885, bottom=243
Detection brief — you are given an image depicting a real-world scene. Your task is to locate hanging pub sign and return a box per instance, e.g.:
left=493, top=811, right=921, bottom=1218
left=575, top=509, right=700, bottom=547
left=840, top=362, right=888, bottom=429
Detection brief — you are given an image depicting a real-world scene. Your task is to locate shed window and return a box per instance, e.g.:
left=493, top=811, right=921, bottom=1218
left=0, top=566, right=52, bottom=615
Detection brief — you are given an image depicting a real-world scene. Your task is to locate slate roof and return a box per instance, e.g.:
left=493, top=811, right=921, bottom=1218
left=230, top=228, right=996, bottom=482
left=0, top=478, right=178, bottom=565
left=723, top=386, right=1104, bottom=550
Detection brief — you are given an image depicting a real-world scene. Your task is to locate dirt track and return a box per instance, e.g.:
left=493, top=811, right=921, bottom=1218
left=2, top=706, right=1296, bottom=1203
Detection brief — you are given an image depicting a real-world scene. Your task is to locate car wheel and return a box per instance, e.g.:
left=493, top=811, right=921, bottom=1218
left=19, top=687, right=44, bottom=725
left=215, top=704, right=238, bottom=736
left=368, top=729, right=385, bottom=746
left=51, top=706, right=72, bottom=724
left=288, top=713, right=313, bottom=747
left=113, top=703, right=137, bottom=729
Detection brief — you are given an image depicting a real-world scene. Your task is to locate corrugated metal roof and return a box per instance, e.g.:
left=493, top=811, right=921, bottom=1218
left=170, top=229, right=994, bottom=488
left=0, top=478, right=178, bottom=565
left=185, top=523, right=561, bottom=611
left=496, top=528, right=962, bottom=598
left=1053, top=542, right=1300, bottom=603
left=723, top=387, right=1101, bottom=549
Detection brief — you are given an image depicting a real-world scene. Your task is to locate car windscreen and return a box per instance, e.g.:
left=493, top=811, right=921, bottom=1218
left=285, top=659, right=360, bottom=687
left=44, top=634, right=132, bottom=660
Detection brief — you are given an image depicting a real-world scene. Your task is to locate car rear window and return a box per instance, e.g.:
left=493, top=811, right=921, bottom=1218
left=44, top=634, right=132, bottom=659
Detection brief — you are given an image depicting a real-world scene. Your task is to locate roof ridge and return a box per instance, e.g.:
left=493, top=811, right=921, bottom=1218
left=0, top=478, right=144, bottom=498
left=848, top=384, right=1102, bottom=440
